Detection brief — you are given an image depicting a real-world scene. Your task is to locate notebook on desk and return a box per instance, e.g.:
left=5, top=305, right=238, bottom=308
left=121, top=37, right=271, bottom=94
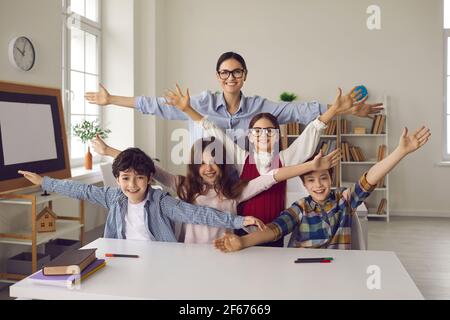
left=30, top=259, right=106, bottom=288
left=43, top=248, right=97, bottom=276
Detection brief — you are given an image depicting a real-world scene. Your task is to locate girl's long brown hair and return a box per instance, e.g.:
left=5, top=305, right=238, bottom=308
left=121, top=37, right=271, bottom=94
left=176, top=137, right=249, bottom=203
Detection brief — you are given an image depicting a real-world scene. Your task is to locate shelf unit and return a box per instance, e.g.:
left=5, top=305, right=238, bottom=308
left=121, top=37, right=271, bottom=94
left=282, top=95, right=390, bottom=221
left=0, top=189, right=85, bottom=282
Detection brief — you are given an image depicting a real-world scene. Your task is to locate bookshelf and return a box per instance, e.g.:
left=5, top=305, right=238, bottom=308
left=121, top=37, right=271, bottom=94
left=282, top=95, right=390, bottom=221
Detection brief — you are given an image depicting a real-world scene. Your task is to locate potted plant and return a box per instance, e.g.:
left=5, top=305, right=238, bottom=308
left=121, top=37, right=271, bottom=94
left=279, top=91, right=297, bottom=102
left=72, top=120, right=111, bottom=170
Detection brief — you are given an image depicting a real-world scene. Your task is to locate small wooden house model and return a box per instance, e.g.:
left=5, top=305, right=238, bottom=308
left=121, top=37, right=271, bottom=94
left=36, top=207, right=57, bottom=233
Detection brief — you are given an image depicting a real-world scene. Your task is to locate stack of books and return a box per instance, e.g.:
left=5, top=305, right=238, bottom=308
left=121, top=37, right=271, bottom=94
left=377, top=144, right=386, bottom=161
left=317, top=140, right=337, bottom=155
left=341, top=142, right=366, bottom=162
left=340, top=119, right=350, bottom=134
left=29, top=248, right=105, bottom=288
left=324, top=120, right=337, bottom=135
left=370, top=115, right=386, bottom=134
left=286, top=122, right=301, bottom=135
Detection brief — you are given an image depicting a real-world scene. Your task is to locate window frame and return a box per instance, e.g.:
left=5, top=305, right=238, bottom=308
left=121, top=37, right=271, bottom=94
left=62, top=0, right=103, bottom=168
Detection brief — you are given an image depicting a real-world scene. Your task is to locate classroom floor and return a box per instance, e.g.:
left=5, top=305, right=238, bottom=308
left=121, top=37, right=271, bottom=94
left=1, top=217, right=449, bottom=300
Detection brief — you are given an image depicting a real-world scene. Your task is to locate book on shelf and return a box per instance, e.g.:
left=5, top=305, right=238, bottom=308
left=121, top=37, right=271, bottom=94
left=325, top=119, right=337, bottom=135
left=287, top=122, right=301, bottom=135
left=29, top=258, right=106, bottom=288
left=43, top=248, right=97, bottom=276
left=340, top=119, right=350, bottom=134
left=376, top=198, right=387, bottom=215
left=370, top=115, right=386, bottom=134
left=377, top=144, right=386, bottom=161
left=355, top=147, right=365, bottom=161
left=350, top=146, right=360, bottom=162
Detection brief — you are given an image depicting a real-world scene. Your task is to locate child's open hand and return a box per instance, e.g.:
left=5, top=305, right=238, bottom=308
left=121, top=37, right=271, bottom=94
left=243, top=216, right=265, bottom=231
left=214, top=233, right=243, bottom=252
left=91, top=134, right=109, bottom=156
left=164, top=84, right=191, bottom=112
left=18, top=171, right=43, bottom=186
left=311, top=149, right=341, bottom=171
left=398, top=126, right=431, bottom=155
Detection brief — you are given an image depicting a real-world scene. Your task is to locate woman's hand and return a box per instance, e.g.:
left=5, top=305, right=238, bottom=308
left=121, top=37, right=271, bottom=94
left=243, top=216, right=266, bottom=231
left=164, top=84, right=191, bottom=112
left=311, top=149, right=341, bottom=171
left=18, top=171, right=43, bottom=186
left=85, top=84, right=111, bottom=106
left=397, top=126, right=431, bottom=156
left=214, top=233, right=244, bottom=253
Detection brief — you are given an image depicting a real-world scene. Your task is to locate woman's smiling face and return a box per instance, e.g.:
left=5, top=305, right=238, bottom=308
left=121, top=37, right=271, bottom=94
left=216, top=58, right=247, bottom=95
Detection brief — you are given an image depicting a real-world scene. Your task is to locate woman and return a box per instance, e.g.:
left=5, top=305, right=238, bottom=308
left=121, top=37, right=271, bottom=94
left=85, top=51, right=382, bottom=142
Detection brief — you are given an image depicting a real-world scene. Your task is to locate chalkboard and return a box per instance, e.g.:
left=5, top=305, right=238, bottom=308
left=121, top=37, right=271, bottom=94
left=0, top=81, right=71, bottom=193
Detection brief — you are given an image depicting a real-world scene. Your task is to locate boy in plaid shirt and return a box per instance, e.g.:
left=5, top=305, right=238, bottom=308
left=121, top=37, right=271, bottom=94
left=214, top=125, right=430, bottom=251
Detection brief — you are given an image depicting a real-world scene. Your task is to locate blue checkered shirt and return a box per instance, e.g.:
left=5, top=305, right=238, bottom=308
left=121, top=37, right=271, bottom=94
left=42, top=177, right=245, bottom=241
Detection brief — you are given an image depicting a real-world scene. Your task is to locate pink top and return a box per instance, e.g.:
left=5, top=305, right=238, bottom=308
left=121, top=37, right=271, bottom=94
left=154, top=165, right=277, bottom=244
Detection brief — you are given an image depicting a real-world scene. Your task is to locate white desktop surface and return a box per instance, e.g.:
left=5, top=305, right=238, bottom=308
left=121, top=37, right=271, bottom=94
left=10, top=238, right=423, bottom=300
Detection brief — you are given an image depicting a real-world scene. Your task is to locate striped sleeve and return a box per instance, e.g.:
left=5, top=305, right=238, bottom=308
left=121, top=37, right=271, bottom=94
left=268, top=202, right=303, bottom=240
left=348, top=172, right=377, bottom=211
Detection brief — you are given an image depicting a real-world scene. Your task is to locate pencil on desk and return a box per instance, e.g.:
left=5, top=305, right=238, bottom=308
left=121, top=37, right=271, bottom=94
left=105, top=253, right=139, bottom=258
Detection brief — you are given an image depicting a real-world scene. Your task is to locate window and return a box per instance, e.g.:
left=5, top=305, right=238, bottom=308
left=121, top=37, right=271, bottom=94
left=62, top=0, right=102, bottom=166
left=444, top=0, right=450, bottom=160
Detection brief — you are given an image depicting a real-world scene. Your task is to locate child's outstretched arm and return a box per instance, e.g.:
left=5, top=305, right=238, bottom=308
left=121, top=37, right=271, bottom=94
left=214, top=202, right=303, bottom=252
left=164, top=84, right=203, bottom=121
left=18, top=171, right=117, bottom=209
left=274, top=149, right=340, bottom=182
left=91, top=134, right=121, bottom=158
left=365, top=126, right=430, bottom=185
left=166, top=84, right=247, bottom=172
left=342, top=126, right=431, bottom=210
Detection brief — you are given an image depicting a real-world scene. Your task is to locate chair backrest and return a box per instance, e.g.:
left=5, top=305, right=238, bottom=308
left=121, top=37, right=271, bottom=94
left=351, top=213, right=367, bottom=250
left=100, top=163, right=116, bottom=187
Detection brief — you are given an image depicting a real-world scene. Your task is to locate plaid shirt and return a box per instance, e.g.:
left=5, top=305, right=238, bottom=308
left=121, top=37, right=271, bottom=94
left=267, top=173, right=376, bottom=250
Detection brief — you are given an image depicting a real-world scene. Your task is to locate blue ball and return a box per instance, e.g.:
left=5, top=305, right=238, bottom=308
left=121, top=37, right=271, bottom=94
left=355, top=85, right=368, bottom=100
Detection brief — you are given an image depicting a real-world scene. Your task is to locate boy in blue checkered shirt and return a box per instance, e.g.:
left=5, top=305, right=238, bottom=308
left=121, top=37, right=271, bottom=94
left=214, top=126, right=430, bottom=251
left=19, top=148, right=264, bottom=241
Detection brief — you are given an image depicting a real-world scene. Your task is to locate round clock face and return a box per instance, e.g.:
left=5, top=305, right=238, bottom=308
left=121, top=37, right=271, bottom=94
left=9, top=36, right=36, bottom=71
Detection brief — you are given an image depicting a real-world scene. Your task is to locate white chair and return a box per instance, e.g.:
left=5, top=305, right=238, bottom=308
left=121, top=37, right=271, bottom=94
left=352, top=212, right=367, bottom=250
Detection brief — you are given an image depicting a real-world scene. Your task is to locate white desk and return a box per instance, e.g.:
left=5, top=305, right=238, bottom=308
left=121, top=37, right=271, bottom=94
left=10, top=238, right=423, bottom=300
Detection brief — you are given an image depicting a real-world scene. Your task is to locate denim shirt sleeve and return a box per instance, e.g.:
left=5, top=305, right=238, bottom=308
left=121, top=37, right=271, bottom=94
left=135, top=91, right=211, bottom=121
left=159, top=192, right=245, bottom=229
left=41, top=176, right=118, bottom=209
left=254, top=95, right=327, bottom=125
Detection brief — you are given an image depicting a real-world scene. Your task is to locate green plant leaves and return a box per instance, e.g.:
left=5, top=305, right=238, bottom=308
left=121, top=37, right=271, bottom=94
left=72, top=119, right=111, bottom=144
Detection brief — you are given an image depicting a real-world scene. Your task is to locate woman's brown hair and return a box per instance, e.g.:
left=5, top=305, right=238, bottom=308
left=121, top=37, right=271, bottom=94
left=176, top=137, right=248, bottom=203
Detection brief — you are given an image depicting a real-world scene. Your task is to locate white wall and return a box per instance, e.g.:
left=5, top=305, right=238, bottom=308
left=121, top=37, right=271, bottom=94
left=102, top=0, right=135, bottom=152
left=0, top=0, right=61, bottom=87
left=146, top=0, right=449, bottom=215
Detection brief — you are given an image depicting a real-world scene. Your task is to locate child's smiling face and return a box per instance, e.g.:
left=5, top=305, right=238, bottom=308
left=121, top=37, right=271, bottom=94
left=116, top=169, right=151, bottom=204
left=198, top=151, right=221, bottom=187
left=302, top=169, right=332, bottom=205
